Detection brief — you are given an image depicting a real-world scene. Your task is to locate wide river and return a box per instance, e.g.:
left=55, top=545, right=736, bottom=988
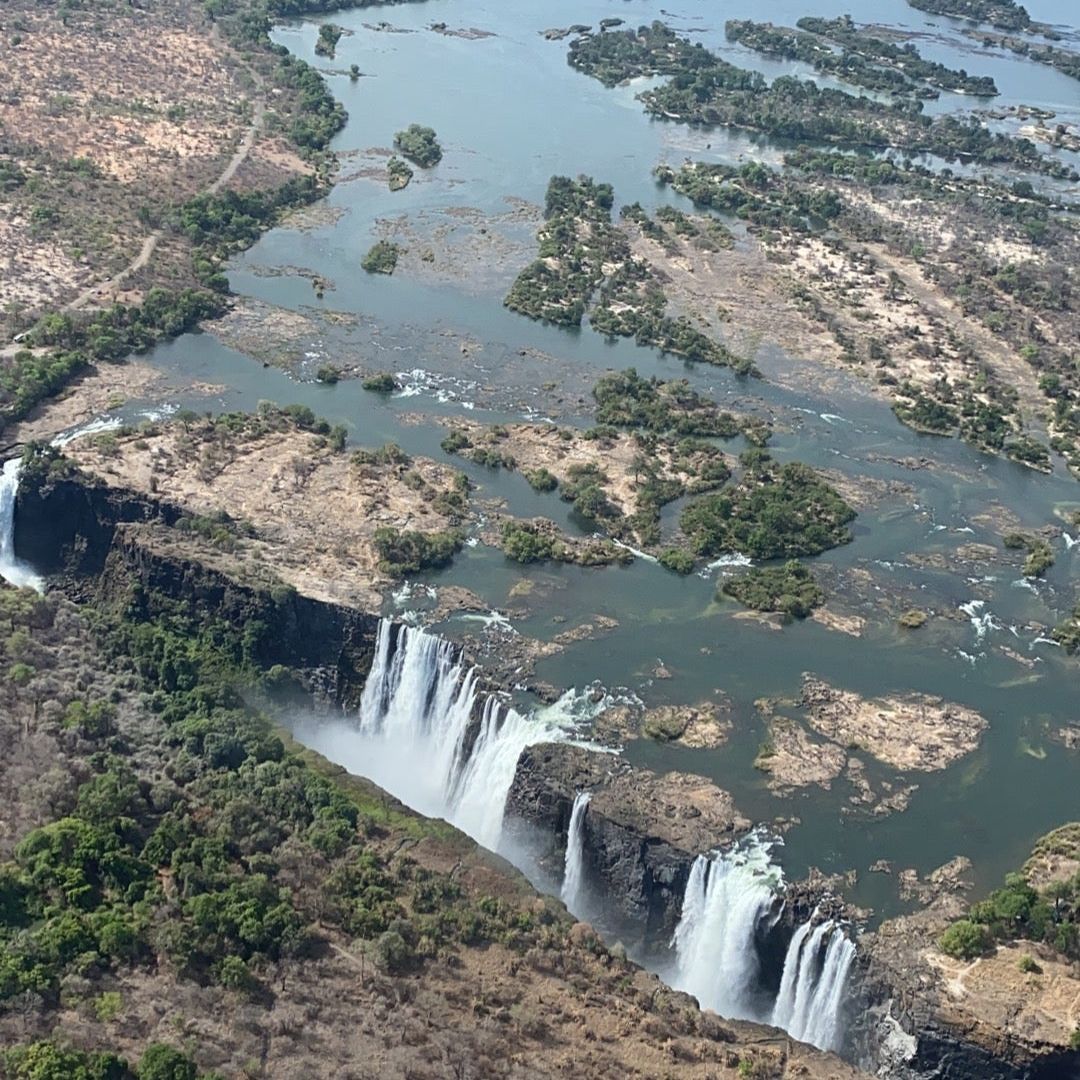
left=121, top=0, right=1079, bottom=919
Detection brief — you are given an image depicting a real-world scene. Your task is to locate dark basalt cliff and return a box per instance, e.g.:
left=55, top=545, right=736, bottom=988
left=506, top=741, right=751, bottom=938
left=16, top=469, right=381, bottom=707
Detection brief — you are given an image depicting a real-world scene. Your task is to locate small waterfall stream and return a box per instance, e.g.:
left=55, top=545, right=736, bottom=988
left=0, top=458, right=43, bottom=592
left=560, top=791, right=591, bottom=914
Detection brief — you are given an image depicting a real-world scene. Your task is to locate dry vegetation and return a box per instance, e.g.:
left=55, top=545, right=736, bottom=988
left=0, top=0, right=310, bottom=331
left=62, top=409, right=472, bottom=609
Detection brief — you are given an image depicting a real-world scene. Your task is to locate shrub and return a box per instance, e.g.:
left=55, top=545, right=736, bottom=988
left=373, top=528, right=462, bottom=577
left=898, top=609, right=927, bottom=629
left=658, top=548, right=695, bottom=575
left=393, top=124, right=442, bottom=168
left=524, top=467, right=558, bottom=492
left=137, top=1044, right=198, bottom=1080
left=721, top=561, right=823, bottom=618
left=361, top=241, right=400, bottom=275
left=373, top=929, right=414, bottom=973
left=361, top=372, right=396, bottom=393
left=938, top=919, right=991, bottom=960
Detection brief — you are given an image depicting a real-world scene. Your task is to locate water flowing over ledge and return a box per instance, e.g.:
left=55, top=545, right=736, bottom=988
left=0, top=458, right=44, bottom=592
left=560, top=791, right=591, bottom=913
left=670, top=836, right=854, bottom=1053
left=294, top=619, right=595, bottom=852
left=294, top=619, right=856, bottom=1055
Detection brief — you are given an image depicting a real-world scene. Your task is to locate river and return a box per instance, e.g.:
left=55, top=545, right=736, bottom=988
left=16, top=0, right=1080, bottom=923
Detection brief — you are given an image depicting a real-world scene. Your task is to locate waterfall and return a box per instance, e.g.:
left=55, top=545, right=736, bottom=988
left=295, top=619, right=591, bottom=852
left=670, top=837, right=855, bottom=1053
left=560, top=791, right=591, bottom=914
left=772, top=914, right=856, bottom=1052
left=670, top=837, right=783, bottom=1021
left=0, top=459, right=43, bottom=592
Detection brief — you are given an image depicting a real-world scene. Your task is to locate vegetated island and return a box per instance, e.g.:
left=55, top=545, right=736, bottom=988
left=505, top=175, right=751, bottom=372
left=393, top=123, right=443, bottom=167
left=726, top=17, right=999, bottom=98
left=905, top=0, right=1033, bottom=32
left=567, top=21, right=1073, bottom=176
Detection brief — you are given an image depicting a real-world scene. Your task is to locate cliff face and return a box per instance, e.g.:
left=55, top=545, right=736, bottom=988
left=506, top=742, right=751, bottom=939
left=852, top=901, right=1080, bottom=1080
left=16, top=469, right=381, bottom=707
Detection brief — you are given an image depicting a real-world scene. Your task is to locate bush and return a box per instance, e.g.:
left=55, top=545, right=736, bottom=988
left=393, top=124, right=442, bottom=168
left=898, top=609, right=927, bottom=629
left=501, top=521, right=559, bottom=564
left=361, top=241, right=400, bottom=275
left=373, top=929, right=414, bottom=973
left=361, top=372, right=396, bottom=393
left=524, top=467, right=558, bottom=492
left=137, top=1044, right=198, bottom=1080
left=373, top=528, right=462, bottom=577
left=721, top=561, right=823, bottom=618
left=658, top=548, right=695, bottom=575
left=938, top=919, right=992, bottom=960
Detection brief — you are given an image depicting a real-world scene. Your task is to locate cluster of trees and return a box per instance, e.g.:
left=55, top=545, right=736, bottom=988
left=655, top=162, right=844, bottom=236
left=506, top=176, right=742, bottom=370
left=4, top=1040, right=211, bottom=1080
left=372, top=528, right=462, bottom=576
left=795, top=16, right=999, bottom=96
left=720, top=560, right=824, bottom=618
left=680, top=451, right=855, bottom=559
left=592, top=369, right=747, bottom=438
left=907, top=0, right=1031, bottom=31
left=726, top=19, right=924, bottom=98
left=178, top=177, right=320, bottom=290
left=0, top=562, right=572, bottom=1071
left=940, top=868, right=1079, bottom=960
left=1002, top=532, right=1054, bottom=577
left=314, top=22, right=343, bottom=57
left=567, top=21, right=1070, bottom=177
left=0, top=289, right=224, bottom=435
left=386, top=155, right=413, bottom=191
left=361, top=240, right=400, bottom=275
left=393, top=124, right=442, bottom=168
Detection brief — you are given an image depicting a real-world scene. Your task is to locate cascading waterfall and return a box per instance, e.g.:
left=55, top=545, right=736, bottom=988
left=670, top=838, right=782, bottom=1021
left=296, top=619, right=589, bottom=852
left=0, top=459, right=43, bottom=592
left=772, top=915, right=856, bottom=1052
left=560, top=791, right=591, bottom=914
left=670, top=837, right=855, bottom=1053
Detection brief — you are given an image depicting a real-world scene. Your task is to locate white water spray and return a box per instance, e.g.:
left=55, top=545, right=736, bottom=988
left=0, top=459, right=43, bottom=592
left=670, top=838, right=783, bottom=1021
left=561, top=791, right=591, bottom=914
left=295, top=619, right=592, bottom=852
left=772, top=914, right=856, bottom=1052
left=670, top=837, right=855, bottom=1053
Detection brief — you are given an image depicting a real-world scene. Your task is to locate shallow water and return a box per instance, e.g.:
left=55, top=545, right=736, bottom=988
left=85, top=0, right=1080, bottom=918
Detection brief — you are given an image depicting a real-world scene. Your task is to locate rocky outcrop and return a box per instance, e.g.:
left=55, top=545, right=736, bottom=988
left=853, top=896, right=1080, bottom=1079
left=505, top=742, right=751, bottom=937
